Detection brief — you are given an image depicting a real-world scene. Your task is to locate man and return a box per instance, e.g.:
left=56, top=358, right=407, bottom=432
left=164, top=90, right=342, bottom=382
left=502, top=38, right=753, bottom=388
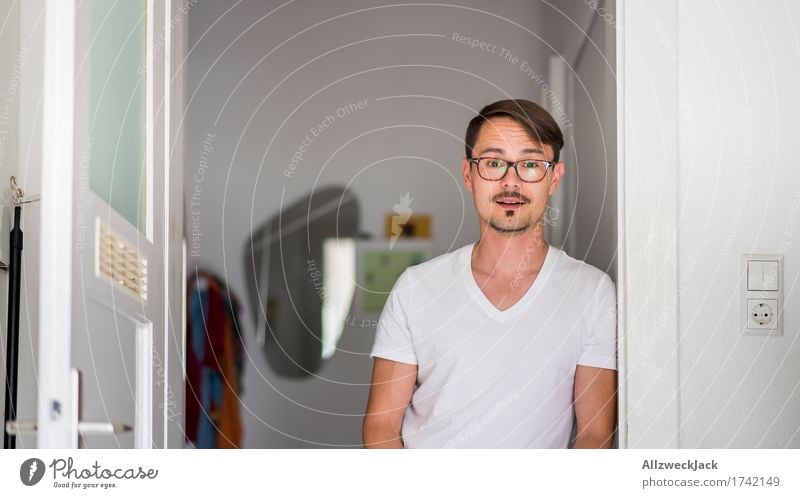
left=362, top=99, right=617, bottom=449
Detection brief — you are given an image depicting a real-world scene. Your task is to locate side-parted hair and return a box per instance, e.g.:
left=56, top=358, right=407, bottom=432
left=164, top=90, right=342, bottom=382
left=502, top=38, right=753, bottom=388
left=464, top=99, right=564, bottom=163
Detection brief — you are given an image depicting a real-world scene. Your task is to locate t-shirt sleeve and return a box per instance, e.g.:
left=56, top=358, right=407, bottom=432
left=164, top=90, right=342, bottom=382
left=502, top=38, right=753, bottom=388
left=369, top=269, right=418, bottom=365
left=577, top=273, right=617, bottom=370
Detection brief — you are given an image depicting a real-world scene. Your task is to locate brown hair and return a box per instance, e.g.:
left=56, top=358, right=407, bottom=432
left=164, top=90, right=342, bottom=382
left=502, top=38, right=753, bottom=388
left=464, top=99, right=564, bottom=163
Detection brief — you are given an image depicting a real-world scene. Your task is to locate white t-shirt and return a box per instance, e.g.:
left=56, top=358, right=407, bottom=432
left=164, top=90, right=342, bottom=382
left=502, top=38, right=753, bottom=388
left=369, top=242, right=617, bottom=448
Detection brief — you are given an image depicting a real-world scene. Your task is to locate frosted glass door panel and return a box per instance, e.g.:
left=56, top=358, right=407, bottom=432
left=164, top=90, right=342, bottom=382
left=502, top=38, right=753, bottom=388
left=90, top=0, right=147, bottom=233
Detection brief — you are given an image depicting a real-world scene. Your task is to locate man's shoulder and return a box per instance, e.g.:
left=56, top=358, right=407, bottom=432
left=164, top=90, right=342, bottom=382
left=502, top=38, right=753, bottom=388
left=401, top=243, right=469, bottom=282
left=550, top=248, right=614, bottom=290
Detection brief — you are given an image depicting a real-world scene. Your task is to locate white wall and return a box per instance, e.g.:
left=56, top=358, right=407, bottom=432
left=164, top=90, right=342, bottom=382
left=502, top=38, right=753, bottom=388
left=0, top=0, right=44, bottom=449
left=621, top=0, right=800, bottom=448
left=676, top=1, right=800, bottom=448
left=0, top=0, right=17, bottom=443
left=186, top=0, right=565, bottom=448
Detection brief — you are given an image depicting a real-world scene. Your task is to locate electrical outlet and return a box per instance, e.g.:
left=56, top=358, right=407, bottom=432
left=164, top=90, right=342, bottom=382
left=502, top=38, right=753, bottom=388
left=747, top=299, right=778, bottom=330
left=751, top=302, right=772, bottom=325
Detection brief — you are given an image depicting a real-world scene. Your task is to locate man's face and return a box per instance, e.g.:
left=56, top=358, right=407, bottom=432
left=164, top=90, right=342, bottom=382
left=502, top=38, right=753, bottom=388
left=461, top=116, right=564, bottom=236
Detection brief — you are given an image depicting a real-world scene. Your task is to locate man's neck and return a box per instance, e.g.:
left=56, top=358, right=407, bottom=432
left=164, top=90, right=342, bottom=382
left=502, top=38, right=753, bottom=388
left=471, top=222, right=549, bottom=278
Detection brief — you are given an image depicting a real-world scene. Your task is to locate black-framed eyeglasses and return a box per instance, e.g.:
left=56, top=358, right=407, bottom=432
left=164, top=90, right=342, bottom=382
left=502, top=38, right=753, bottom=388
left=468, top=157, right=554, bottom=183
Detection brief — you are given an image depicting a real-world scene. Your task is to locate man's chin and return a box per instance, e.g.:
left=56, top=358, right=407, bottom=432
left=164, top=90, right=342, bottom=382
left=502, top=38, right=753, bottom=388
left=487, top=218, right=532, bottom=234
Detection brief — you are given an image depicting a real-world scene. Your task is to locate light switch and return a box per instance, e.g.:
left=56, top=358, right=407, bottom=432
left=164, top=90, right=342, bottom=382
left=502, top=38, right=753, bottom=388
left=763, top=261, right=779, bottom=291
left=742, top=253, right=784, bottom=337
left=747, top=261, right=764, bottom=291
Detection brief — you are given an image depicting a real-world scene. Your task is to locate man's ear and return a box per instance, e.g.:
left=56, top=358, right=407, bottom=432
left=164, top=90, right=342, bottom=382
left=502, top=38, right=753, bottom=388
left=548, top=161, right=565, bottom=195
left=462, top=157, right=474, bottom=192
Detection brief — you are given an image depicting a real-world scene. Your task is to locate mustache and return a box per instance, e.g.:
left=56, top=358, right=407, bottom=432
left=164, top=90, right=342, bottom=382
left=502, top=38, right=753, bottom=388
left=492, top=192, right=530, bottom=203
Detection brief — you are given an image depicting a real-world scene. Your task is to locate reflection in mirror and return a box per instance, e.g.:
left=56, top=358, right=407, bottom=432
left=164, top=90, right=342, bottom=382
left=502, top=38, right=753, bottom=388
left=321, top=238, right=356, bottom=359
left=243, top=186, right=361, bottom=377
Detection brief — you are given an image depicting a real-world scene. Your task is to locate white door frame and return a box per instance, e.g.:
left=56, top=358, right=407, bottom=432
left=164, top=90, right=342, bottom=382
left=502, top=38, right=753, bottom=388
left=163, top=0, right=187, bottom=450
left=37, top=0, right=76, bottom=448
left=616, top=0, right=681, bottom=448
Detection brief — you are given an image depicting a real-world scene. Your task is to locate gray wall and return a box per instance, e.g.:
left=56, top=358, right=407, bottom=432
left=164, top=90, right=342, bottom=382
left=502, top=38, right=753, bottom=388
left=185, top=0, right=583, bottom=448
left=538, top=0, right=617, bottom=278
left=570, top=2, right=617, bottom=278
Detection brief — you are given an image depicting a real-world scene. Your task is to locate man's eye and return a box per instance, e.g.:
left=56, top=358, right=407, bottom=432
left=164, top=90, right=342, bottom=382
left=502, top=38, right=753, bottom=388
left=486, top=160, right=505, bottom=168
left=521, top=161, right=540, bottom=169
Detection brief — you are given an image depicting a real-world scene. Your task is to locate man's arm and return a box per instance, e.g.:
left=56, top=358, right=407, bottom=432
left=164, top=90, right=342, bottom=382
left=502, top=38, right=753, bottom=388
left=573, top=365, right=617, bottom=448
left=363, top=357, right=417, bottom=448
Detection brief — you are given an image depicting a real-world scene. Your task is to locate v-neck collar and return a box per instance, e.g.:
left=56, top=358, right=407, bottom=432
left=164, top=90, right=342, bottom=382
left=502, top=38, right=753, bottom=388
left=461, top=241, right=556, bottom=322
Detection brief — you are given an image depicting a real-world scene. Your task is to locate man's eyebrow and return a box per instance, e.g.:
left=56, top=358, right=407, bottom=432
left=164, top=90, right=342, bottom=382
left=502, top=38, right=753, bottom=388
left=521, top=147, right=544, bottom=154
left=477, top=147, right=506, bottom=155
left=477, top=146, right=544, bottom=156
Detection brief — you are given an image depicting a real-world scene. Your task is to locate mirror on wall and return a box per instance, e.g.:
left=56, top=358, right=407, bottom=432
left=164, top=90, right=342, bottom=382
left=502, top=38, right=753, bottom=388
left=243, top=186, right=361, bottom=377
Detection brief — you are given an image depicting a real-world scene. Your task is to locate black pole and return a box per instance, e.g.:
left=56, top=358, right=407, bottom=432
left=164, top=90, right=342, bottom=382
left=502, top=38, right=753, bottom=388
left=3, top=206, right=23, bottom=449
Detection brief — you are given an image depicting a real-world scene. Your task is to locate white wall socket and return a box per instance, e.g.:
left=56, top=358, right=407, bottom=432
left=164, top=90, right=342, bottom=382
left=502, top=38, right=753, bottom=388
left=747, top=299, right=778, bottom=329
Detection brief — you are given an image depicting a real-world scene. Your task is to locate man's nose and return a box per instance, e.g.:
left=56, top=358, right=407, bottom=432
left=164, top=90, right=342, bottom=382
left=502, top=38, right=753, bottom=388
left=501, top=164, right=523, bottom=189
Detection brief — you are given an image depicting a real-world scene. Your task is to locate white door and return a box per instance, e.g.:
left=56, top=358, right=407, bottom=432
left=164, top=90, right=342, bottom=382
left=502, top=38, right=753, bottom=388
left=35, top=0, right=176, bottom=449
